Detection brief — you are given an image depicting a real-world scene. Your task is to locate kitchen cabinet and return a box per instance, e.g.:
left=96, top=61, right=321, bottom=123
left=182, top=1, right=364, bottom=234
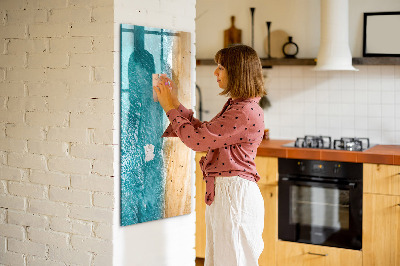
left=195, top=152, right=207, bottom=258
left=255, top=157, right=278, bottom=266
left=195, top=156, right=400, bottom=265
left=363, top=193, right=400, bottom=266
left=363, top=163, right=400, bottom=196
left=254, top=156, right=278, bottom=186
left=259, top=184, right=278, bottom=266
left=363, top=164, right=400, bottom=266
left=276, top=241, right=362, bottom=266
left=195, top=154, right=279, bottom=266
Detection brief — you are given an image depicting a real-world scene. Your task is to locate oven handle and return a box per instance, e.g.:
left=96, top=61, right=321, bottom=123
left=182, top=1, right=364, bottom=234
left=280, top=177, right=357, bottom=189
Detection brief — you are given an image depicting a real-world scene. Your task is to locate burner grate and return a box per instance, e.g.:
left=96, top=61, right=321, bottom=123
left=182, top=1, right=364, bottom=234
left=286, top=136, right=371, bottom=151
left=295, top=135, right=332, bottom=149
left=333, top=137, right=370, bottom=151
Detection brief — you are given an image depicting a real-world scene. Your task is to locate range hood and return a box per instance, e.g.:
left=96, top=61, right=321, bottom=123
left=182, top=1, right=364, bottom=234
left=314, top=0, right=358, bottom=71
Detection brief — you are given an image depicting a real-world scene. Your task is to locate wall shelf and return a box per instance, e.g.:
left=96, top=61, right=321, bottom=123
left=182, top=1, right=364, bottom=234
left=196, top=57, right=400, bottom=67
left=352, top=57, right=400, bottom=65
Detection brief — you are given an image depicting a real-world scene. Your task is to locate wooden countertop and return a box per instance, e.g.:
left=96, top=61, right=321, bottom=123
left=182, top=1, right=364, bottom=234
left=256, top=139, right=400, bottom=165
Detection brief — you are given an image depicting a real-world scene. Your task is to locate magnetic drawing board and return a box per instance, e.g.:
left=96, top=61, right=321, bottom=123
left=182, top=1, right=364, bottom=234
left=120, top=24, right=192, bottom=226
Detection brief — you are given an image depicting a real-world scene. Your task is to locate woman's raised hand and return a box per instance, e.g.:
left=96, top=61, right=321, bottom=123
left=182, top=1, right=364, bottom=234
left=153, top=76, right=175, bottom=113
left=159, top=76, right=180, bottom=108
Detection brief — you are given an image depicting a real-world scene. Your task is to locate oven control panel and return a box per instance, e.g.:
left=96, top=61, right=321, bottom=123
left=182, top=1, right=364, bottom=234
left=281, top=158, right=362, bottom=180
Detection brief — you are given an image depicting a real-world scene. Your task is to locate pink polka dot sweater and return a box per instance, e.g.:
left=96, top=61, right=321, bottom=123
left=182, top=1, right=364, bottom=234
left=161, top=97, right=265, bottom=205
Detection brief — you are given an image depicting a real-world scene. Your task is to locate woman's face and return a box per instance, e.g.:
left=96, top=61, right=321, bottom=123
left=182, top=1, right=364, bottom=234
left=214, top=64, right=228, bottom=89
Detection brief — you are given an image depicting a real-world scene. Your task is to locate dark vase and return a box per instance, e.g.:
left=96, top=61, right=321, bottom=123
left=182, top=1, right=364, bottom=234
left=282, top=36, right=299, bottom=58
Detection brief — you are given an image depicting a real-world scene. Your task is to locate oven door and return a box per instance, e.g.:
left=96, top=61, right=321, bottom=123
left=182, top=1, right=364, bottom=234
left=278, top=176, right=362, bottom=250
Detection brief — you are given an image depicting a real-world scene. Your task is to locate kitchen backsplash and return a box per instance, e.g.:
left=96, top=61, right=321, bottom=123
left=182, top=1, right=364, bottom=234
left=195, top=65, right=400, bottom=145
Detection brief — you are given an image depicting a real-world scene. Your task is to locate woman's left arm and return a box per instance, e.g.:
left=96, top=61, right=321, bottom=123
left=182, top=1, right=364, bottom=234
left=163, top=107, right=249, bottom=152
left=161, top=104, right=204, bottom=138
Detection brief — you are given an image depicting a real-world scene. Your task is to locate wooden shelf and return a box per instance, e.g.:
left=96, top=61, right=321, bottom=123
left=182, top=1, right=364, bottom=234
left=196, top=57, right=400, bottom=67
left=195, top=58, right=315, bottom=66
left=352, top=57, right=400, bottom=65
left=260, top=58, right=316, bottom=67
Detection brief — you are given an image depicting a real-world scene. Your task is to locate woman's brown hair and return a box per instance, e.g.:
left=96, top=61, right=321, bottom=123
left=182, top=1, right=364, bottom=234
left=214, top=44, right=266, bottom=99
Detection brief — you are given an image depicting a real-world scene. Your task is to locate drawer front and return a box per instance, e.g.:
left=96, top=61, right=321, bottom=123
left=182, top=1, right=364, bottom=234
left=364, top=164, right=400, bottom=196
left=277, top=241, right=362, bottom=266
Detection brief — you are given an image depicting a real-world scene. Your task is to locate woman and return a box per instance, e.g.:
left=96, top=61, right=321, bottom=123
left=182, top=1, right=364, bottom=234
left=154, top=44, right=266, bottom=266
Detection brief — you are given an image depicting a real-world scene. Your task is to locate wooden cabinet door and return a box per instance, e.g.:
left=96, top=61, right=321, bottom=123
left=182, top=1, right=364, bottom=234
left=195, top=152, right=207, bottom=258
left=259, top=185, right=278, bottom=266
left=255, top=156, right=278, bottom=186
left=364, top=164, right=400, bottom=196
left=363, top=193, right=400, bottom=266
left=277, top=241, right=362, bottom=266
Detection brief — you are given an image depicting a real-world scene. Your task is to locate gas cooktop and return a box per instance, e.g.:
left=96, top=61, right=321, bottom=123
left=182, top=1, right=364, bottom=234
left=282, top=135, right=375, bottom=151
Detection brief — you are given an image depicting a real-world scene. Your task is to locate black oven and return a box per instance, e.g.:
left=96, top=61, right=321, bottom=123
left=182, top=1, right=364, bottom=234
left=278, top=158, right=363, bottom=250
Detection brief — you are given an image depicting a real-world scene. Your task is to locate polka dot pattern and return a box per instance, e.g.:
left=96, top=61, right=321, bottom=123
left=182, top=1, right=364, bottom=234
left=161, top=97, right=265, bottom=205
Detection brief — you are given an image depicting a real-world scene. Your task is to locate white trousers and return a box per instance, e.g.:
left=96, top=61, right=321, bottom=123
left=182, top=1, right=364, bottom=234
left=205, top=176, right=264, bottom=266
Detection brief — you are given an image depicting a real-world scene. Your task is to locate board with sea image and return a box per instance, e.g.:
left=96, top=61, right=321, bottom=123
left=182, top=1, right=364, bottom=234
left=120, top=24, right=192, bottom=226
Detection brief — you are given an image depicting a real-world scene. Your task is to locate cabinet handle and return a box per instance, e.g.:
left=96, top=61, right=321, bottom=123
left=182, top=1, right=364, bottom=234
left=307, top=252, right=328, bottom=256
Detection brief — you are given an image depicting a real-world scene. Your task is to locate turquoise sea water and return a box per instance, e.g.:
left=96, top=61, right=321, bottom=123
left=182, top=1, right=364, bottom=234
left=120, top=24, right=174, bottom=226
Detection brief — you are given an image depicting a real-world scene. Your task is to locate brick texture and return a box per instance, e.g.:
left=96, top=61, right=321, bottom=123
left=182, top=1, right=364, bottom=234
left=7, top=239, right=47, bottom=257
left=8, top=210, right=50, bottom=229
left=50, top=217, right=92, bottom=236
left=0, top=0, right=114, bottom=264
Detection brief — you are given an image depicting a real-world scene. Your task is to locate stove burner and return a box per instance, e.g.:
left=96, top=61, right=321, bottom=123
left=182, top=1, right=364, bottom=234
left=286, top=136, right=372, bottom=151
left=295, top=135, right=332, bottom=149
left=333, top=137, right=370, bottom=151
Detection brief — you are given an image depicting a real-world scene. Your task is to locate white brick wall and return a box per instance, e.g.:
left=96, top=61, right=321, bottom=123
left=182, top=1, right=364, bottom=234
left=0, top=0, right=114, bottom=265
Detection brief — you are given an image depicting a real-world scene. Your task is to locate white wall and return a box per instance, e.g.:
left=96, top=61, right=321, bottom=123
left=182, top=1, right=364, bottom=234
left=196, top=0, right=319, bottom=59
left=197, top=65, right=400, bottom=144
left=113, top=1, right=197, bottom=266
left=264, top=65, right=400, bottom=144
left=0, top=0, right=115, bottom=265
left=196, top=0, right=400, bottom=58
left=196, top=0, right=400, bottom=145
